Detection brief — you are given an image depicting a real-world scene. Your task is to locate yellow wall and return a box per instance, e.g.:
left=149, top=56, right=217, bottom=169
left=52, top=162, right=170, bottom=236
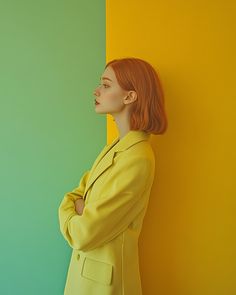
left=106, top=1, right=236, bottom=294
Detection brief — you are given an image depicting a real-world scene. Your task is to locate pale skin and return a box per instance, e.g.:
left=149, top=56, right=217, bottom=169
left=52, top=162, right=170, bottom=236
left=93, top=65, right=137, bottom=139
left=75, top=198, right=85, bottom=215
left=75, top=65, right=137, bottom=215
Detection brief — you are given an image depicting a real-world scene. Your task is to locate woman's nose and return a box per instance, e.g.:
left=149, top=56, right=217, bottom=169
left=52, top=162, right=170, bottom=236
left=93, top=87, right=100, bottom=96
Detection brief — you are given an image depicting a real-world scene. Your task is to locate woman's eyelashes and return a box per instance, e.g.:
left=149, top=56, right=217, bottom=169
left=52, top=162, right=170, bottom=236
left=98, top=83, right=109, bottom=88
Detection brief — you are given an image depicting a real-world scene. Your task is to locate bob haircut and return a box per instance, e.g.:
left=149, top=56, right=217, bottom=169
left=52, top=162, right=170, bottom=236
left=105, top=57, right=168, bottom=135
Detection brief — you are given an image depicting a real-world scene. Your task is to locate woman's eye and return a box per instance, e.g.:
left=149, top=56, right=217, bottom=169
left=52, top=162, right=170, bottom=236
left=98, top=83, right=109, bottom=88
left=99, top=83, right=109, bottom=88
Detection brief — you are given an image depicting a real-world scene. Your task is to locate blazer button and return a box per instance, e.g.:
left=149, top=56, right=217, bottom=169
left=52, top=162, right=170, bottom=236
left=77, top=254, right=80, bottom=260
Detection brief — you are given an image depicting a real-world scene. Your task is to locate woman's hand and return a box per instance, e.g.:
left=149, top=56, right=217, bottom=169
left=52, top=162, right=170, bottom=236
left=75, top=198, right=85, bottom=215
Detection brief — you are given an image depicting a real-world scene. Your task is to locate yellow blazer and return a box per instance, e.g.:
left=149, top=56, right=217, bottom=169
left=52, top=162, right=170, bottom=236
left=58, top=130, right=155, bottom=295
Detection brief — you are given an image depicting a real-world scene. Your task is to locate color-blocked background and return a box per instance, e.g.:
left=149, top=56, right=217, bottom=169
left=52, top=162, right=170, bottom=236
left=0, top=1, right=235, bottom=294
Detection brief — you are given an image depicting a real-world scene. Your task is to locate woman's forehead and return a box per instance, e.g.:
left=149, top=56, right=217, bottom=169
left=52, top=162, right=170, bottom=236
left=101, top=66, right=116, bottom=81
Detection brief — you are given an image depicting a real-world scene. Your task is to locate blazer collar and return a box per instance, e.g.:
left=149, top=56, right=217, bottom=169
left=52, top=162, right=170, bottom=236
left=84, top=130, right=151, bottom=200
left=110, top=129, right=151, bottom=152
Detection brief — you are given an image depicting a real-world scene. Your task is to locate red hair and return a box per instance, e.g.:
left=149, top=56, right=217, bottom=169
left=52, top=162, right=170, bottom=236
left=105, top=57, right=168, bottom=135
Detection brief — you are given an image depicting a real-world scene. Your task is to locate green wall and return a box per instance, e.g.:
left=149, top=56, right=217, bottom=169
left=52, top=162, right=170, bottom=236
left=0, top=1, right=106, bottom=294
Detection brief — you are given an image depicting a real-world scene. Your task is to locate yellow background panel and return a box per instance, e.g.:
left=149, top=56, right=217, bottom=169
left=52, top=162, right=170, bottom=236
left=106, top=0, right=236, bottom=294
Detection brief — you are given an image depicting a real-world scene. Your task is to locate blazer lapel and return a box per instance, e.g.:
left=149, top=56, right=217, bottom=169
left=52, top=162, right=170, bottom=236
left=83, top=130, right=151, bottom=199
left=83, top=137, right=120, bottom=198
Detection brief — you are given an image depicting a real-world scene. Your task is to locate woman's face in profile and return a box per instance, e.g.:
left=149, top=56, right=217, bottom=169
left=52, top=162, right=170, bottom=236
left=93, top=66, right=129, bottom=116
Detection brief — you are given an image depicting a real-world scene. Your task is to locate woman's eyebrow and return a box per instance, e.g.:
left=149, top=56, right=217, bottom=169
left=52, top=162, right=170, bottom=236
left=100, top=76, right=113, bottom=82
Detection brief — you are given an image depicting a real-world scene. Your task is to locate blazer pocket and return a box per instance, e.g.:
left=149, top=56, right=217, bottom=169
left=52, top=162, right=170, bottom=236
left=81, top=257, right=113, bottom=285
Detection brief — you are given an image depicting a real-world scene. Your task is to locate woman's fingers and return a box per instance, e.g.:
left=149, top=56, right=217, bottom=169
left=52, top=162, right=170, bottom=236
left=75, top=198, right=85, bottom=215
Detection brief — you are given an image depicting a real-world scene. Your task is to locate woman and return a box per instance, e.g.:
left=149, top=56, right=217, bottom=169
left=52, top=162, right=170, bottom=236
left=58, top=57, right=168, bottom=295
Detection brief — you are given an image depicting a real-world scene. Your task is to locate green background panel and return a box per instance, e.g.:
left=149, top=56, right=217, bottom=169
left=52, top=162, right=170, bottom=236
left=0, top=1, right=106, bottom=294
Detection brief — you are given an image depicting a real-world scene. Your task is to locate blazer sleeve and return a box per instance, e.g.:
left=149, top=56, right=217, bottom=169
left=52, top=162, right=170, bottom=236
left=58, top=169, right=90, bottom=238
left=69, top=169, right=90, bottom=201
left=58, top=153, right=155, bottom=252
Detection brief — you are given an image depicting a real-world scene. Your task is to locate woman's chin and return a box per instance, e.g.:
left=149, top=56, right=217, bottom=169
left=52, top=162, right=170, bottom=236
left=94, top=107, right=106, bottom=114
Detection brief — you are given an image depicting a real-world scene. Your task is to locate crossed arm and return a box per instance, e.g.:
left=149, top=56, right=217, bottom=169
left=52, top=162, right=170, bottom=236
left=66, top=169, right=90, bottom=215
left=58, top=154, right=154, bottom=252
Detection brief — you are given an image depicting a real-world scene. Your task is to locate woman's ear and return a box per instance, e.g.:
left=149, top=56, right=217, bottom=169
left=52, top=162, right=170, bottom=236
left=124, top=91, right=137, bottom=105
